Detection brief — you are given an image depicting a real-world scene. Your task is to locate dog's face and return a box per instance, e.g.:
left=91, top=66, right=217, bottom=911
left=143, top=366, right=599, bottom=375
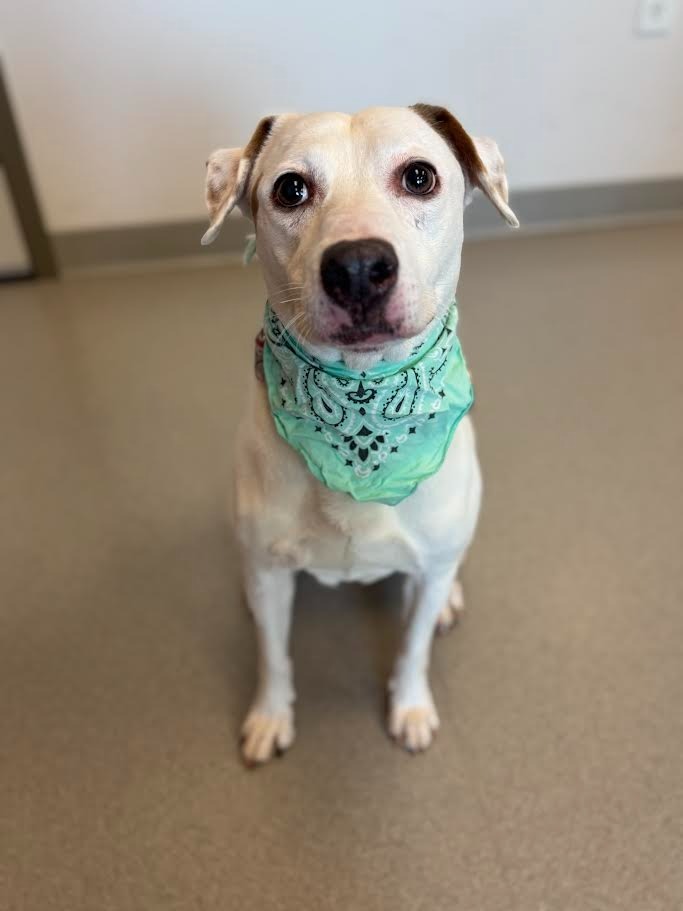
left=203, top=105, right=517, bottom=366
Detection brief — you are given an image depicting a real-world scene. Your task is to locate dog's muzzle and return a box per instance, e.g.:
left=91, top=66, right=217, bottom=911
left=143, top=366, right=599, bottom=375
left=320, top=238, right=398, bottom=328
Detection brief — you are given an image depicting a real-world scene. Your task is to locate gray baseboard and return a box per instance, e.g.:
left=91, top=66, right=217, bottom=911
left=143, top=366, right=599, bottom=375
left=54, top=178, right=683, bottom=271
left=465, top=177, right=683, bottom=238
left=54, top=215, right=249, bottom=271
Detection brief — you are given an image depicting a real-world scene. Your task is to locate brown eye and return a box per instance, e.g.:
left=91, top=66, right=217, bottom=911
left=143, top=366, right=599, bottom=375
left=402, top=161, right=437, bottom=195
left=274, top=172, right=309, bottom=207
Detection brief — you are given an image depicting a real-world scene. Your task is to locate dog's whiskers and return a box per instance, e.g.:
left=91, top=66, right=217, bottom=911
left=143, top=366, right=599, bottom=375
left=281, top=311, right=306, bottom=337
left=270, top=283, right=305, bottom=300
left=293, top=311, right=314, bottom=347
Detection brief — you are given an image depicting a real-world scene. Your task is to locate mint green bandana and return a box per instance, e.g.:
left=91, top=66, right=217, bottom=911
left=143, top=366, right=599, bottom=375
left=260, top=303, right=474, bottom=505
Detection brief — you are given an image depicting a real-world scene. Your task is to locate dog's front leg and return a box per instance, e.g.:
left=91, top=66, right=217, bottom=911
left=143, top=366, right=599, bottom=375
left=389, top=564, right=459, bottom=753
left=241, top=563, right=296, bottom=766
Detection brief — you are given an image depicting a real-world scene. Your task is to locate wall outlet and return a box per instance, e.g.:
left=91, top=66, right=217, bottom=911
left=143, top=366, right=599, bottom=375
left=636, top=0, right=677, bottom=35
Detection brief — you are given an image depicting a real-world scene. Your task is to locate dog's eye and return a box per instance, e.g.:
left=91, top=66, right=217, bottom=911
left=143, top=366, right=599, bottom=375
left=402, top=161, right=437, bottom=196
left=273, top=172, right=310, bottom=208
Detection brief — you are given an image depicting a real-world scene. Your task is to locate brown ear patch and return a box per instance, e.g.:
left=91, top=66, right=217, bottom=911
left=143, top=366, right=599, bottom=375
left=244, top=116, right=275, bottom=164
left=411, top=103, right=519, bottom=227
left=243, top=116, right=275, bottom=220
left=410, top=103, right=485, bottom=188
left=250, top=175, right=262, bottom=220
left=201, top=117, right=276, bottom=245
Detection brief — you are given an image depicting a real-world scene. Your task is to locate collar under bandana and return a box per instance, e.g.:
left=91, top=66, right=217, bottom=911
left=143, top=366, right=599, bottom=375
left=257, top=303, right=474, bottom=505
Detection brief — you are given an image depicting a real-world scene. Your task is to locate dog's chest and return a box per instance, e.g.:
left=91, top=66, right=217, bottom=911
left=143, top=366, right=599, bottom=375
left=303, top=521, right=422, bottom=586
left=269, top=496, right=424, bottom=586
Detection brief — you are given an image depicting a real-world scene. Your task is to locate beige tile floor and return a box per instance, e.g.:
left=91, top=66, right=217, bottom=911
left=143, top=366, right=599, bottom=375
left=1, top=223, right=682, bottom=910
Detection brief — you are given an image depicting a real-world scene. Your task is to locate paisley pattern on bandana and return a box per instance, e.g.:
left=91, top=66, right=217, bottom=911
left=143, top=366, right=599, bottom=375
left=260, top=303, right=474, bottom=505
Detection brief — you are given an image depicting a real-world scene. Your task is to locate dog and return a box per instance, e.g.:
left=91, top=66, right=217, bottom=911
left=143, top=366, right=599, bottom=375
left=202, top=104, right=518, bottom=765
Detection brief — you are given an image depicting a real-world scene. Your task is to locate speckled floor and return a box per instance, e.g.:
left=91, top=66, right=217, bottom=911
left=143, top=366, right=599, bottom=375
left=2, top=222, right=682, bottom=910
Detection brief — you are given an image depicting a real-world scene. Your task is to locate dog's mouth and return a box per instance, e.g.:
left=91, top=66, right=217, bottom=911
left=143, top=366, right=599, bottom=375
left=330, top=320, right=401, bottom=350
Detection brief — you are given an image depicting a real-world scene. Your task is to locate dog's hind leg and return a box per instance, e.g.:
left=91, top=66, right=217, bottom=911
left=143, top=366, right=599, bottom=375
left=435, top=572, right=466, bottom=635
left=240, top=563, right=296, bottom=766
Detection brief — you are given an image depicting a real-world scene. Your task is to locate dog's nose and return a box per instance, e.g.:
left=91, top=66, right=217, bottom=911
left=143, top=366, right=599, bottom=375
left=320, top=238, right=398, bottom=316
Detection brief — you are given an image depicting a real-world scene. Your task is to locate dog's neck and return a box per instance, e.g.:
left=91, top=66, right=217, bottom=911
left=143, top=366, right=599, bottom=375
left=258, top=299, right=473, bottom=505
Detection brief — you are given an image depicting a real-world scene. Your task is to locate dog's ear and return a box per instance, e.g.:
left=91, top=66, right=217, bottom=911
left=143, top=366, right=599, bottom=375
left=201, top=116, right=276, bottom=246
left=411, top=103, right=519, bottom=228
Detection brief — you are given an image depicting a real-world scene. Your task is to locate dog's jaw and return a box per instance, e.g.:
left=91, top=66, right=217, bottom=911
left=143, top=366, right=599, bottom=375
left=303, top=297, right=449, bottom=371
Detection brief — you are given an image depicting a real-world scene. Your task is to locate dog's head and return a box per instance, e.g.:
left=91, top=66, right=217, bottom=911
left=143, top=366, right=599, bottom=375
left=203, top=105, right=518, bottom=367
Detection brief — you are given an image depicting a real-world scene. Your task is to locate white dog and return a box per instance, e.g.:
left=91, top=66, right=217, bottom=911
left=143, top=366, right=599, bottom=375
left=202, top=104, right=518, bottom=765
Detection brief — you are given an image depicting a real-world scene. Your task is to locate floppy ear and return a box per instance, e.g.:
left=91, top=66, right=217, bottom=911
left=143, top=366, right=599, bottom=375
left=201, top=115, right=276, bottom=246
left=411, top=103, right=519, bottom=228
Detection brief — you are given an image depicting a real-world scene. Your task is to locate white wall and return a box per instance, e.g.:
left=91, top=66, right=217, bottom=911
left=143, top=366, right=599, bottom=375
left=2, top=0, right=682, bottom=232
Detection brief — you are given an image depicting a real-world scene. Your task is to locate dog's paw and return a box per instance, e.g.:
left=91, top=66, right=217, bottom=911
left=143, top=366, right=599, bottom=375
left=436, top=578, right=465, bottom=635
left=241, top=707, right=295, bottom=767
left=388, top=700, right=440, bottom=753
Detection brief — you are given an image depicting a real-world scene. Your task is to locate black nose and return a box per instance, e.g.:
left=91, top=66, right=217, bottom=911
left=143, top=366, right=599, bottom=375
left=320, top=238, right=398, bottom=317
